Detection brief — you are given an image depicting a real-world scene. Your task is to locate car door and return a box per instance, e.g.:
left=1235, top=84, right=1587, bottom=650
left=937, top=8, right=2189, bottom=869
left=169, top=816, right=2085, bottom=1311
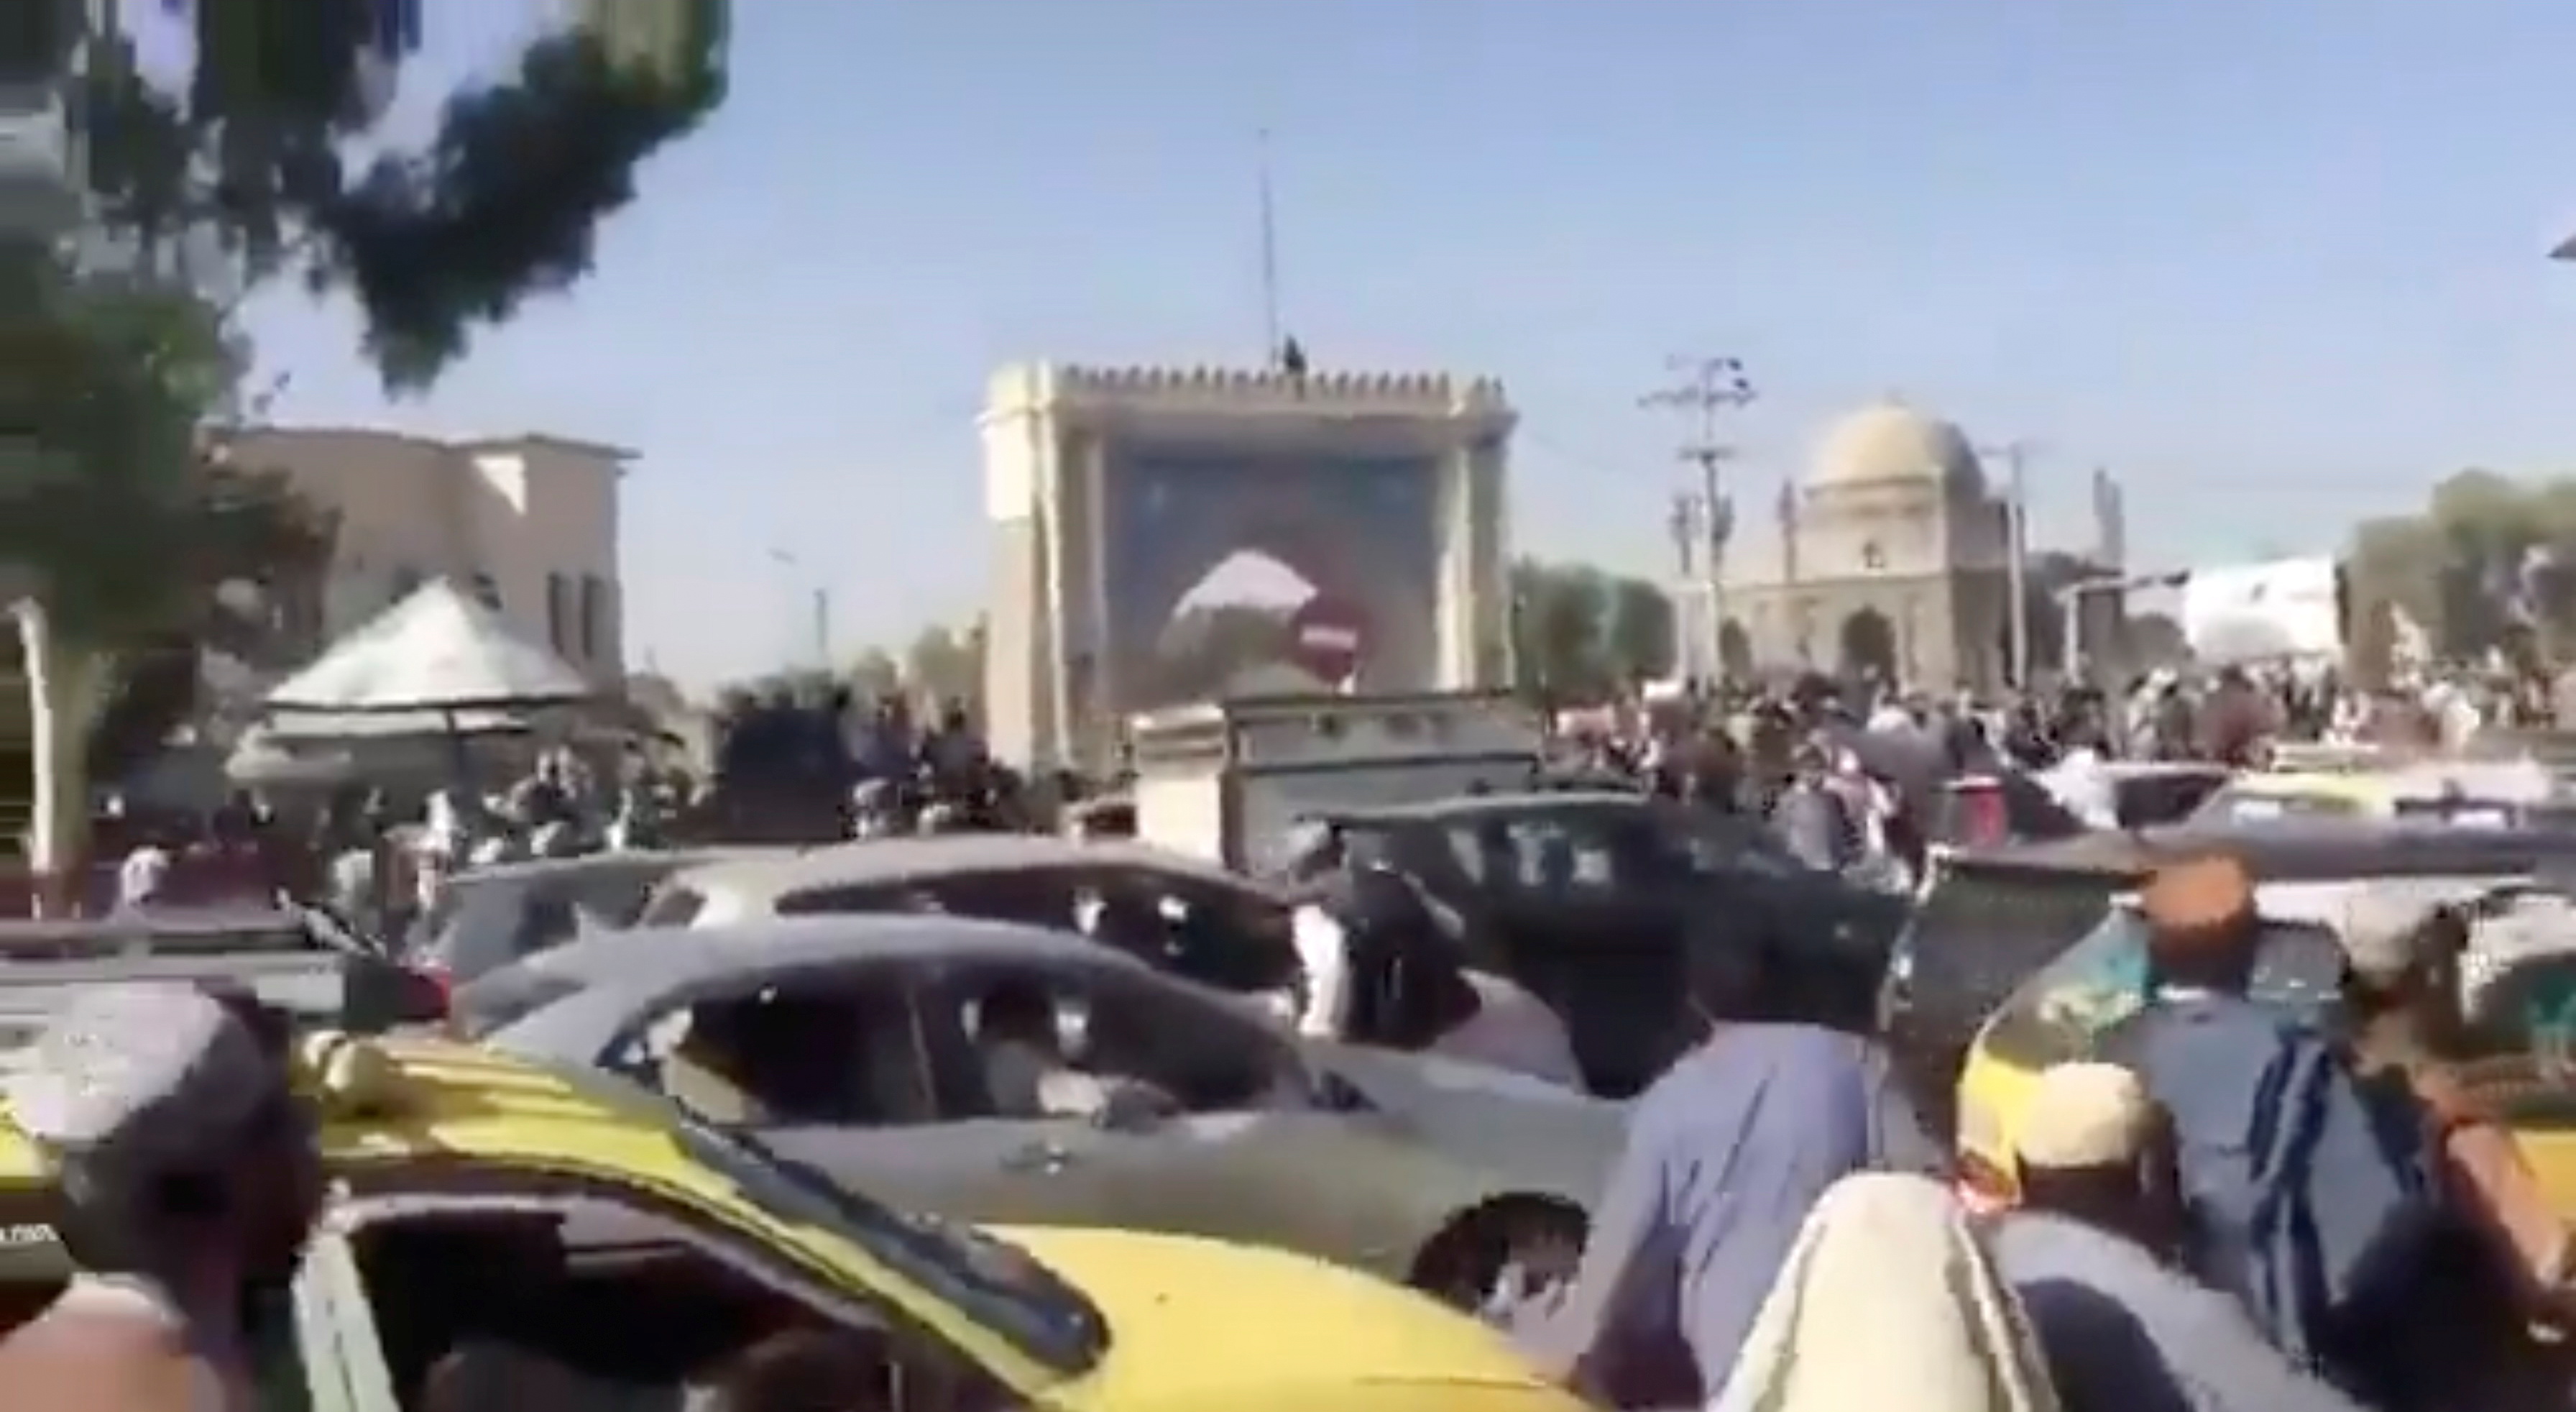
left=268, top=1217, right=377, bottom=1412
left=624, top=961, right=1110, bottom=1232
left=924, top=953, right=1427, bottom=1271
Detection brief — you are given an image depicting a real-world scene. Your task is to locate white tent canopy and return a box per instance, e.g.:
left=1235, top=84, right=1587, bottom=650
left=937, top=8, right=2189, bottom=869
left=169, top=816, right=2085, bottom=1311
left=262, top=579, right=593, bottom=715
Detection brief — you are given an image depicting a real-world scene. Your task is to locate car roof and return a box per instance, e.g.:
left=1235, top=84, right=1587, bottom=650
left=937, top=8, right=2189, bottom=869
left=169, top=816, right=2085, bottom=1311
left=1320, top=790, right=1645, bottom=823
left=663, top=835, right=1271, bottom=905
left=517, top=912, right=1131, bottom=992
left=0, top=906, right=308, bottom=939
left=448, top=848, right=785, bottom=887
left=1948, top=816, right=2576, bottom=885
left=2098, top=761, right=2232, bottom=780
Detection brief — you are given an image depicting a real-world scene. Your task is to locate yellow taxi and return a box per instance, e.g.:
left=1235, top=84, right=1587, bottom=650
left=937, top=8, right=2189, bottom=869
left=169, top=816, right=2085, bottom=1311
left=0, top=1032, right=1584, bottom=1412
left=2189, top=748, right=2564, bottom=829
left=1953, top=892, right=2576, bottom=1214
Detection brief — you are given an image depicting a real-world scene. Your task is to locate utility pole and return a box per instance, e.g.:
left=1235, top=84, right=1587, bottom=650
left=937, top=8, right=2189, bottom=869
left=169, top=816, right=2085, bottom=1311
left=1640, top=356, right=1755, bottom=684
left=1666, top=492, right=1700, bottom=675
left=1981, top=439, right=2040, bottom=687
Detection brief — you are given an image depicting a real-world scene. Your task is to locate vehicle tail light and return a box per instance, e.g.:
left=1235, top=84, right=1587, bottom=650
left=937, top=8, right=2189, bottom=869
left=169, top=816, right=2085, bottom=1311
left=1951, top=781, right=2007, bottom=845
left=395, top=963, right=452, bottom=1026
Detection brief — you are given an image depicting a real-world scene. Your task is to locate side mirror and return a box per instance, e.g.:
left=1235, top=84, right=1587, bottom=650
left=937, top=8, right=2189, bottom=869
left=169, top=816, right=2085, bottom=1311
left=1315, top=1071, right=1375, bottom=1114
left=1090, top=1081, right=1179, bottom=1133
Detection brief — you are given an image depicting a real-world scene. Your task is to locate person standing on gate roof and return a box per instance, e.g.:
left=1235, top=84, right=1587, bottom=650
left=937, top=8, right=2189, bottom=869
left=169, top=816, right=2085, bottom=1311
left=1513, top=945, right=1944, bottom=1408
left=0, top=985, right=326, bottom=1412
left=1989, top=1062, right=2368, bottom=1412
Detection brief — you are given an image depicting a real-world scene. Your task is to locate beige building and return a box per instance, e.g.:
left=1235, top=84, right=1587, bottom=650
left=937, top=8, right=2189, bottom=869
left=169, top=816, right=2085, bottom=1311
left=1719, top=402, right=2018, bottom=692
left=220, top=427, right=629, bottom=681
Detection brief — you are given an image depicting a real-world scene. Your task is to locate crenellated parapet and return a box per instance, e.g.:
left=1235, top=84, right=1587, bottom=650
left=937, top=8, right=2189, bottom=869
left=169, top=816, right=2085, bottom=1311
left=982, top=361, right=1514, bottom=429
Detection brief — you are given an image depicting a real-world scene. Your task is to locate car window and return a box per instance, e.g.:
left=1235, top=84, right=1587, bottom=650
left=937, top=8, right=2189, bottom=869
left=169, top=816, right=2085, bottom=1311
left=1981, top=907, right=2349, bottom=1068
left=339, top=1191, right=1019, bottom=1406
left=941, top=963, right=1301, bottom=1119
left=1903, top=863, right=2125, bottom=1002
left=1440, top=810, right=1660, bottom=895
left=1079, top=868, right=1298, bottom=994
left=484, top=1058, right=1107, bottom=1371
left=451, top=963, right=593, bottom=1040
left=637, top=883, right=708, bottom=928
left=2466, top=951, right=2576, bottom=1062
left=2391, top=798, right=2552, bottom=830
left=2191, top=786, right=2368, bottom=825
left=428, top=881, right=590, bottom=981
left=633, top=971, right=942, bottom=1128
left=777, top=871, right=1072, bottom=925
left=2111, top=771, right=2229, bottom=829
left=1663, top=807, right=1806, bottom=879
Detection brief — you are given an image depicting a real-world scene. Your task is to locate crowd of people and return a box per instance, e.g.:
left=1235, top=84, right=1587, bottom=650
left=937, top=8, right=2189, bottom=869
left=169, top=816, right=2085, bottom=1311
left=7, top=839, right=2574, bottom=1408
left=1487, top=849, right=2576, bottom=1410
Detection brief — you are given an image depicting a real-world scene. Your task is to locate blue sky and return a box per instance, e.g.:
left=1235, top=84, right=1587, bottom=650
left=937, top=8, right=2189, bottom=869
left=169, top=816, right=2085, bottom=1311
left=236, top=1, right=2576, bottom=689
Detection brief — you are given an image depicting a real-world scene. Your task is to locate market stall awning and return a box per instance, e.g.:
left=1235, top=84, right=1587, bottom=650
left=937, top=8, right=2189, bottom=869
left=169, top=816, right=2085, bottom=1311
left=262, top=579, right=593, bottom=715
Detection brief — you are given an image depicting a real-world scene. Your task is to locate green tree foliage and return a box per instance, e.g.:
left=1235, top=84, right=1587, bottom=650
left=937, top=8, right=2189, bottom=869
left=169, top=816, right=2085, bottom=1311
left=2343, top=469, right=2576, bottom=678
left=68, top=0, right=730, bottom=390
left=1510, top=559, right=1678, bottom=701
left=7, top=0, right=724, bottom=894
left=6, top=254, right=334, bottom=843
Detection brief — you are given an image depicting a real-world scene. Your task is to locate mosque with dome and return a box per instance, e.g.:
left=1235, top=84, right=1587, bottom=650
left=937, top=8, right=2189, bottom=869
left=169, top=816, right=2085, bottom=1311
left=1715, top=400, right=2116, bottom=692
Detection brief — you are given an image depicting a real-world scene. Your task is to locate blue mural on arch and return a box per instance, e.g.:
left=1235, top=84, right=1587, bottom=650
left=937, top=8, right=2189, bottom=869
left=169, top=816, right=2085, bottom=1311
left=1099, top=446, right=1443, bottom=706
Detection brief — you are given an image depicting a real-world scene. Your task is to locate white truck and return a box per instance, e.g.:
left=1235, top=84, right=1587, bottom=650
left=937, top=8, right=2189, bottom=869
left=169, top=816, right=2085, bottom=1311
left=1128, top=689, right=1547, bottom=876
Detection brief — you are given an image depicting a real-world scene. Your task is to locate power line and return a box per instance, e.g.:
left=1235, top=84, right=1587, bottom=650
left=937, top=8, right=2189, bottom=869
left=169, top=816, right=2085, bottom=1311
left=1639, top=356, right=1757, bottom=681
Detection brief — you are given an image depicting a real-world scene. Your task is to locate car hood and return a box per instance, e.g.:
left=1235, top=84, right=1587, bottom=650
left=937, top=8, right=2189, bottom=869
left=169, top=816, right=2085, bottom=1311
left=995, top=1224, right=1576, bottom=1408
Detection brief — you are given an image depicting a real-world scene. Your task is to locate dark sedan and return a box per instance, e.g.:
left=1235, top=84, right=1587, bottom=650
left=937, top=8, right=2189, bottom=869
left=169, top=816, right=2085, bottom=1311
left=1314, top=791, right=1910, bottom=1097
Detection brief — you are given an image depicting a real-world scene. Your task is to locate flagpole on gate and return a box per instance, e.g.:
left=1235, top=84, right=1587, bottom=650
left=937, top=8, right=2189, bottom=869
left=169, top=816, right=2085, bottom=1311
left=1256, top=127, right=1283, bottom=368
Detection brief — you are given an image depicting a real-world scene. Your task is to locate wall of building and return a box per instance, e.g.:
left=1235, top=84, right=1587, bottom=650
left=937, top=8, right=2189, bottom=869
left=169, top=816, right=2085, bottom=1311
left=223, top=428, right=627, bottom=681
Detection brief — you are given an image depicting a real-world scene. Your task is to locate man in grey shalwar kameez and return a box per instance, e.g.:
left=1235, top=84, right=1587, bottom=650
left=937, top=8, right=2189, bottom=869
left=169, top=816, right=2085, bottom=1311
left=1517, top=1010, right=1944, bottom=1408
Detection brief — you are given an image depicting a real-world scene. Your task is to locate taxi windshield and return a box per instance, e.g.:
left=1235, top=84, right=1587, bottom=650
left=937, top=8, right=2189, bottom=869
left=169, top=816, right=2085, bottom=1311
left=2189, top=786, right=2367, bottom=825
left=1984, top=907, right=2349, bottom=1067
left=543, top=1060, right=1107, bottom=1372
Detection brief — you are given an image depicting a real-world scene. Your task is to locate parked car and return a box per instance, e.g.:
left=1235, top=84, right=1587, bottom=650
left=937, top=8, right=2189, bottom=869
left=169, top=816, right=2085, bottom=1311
left=0, top=902, right=448, bottom=1034
left=1312, top=792, right=1910, bottom=1096
left=412, top=847, right=783, bottom=985
left=640, top=834, right=1302, bottom=996
left=472, top=913, right=1616, bottom=1309
left=1884, top=816, right=2576, bottom=1138
left=0, top=1030, right=1580, bottom=1411
left=2190, top=758, right=2576, bottom=828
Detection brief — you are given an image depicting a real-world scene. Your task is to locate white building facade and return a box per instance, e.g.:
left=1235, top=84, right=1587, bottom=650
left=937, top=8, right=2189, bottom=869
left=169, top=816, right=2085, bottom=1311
left=221, top=427, right=629, bottom=681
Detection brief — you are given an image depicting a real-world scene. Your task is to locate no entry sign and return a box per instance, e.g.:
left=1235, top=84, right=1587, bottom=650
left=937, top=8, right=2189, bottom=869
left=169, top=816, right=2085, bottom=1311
left=1284, top=596, right=1366, bottom=684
